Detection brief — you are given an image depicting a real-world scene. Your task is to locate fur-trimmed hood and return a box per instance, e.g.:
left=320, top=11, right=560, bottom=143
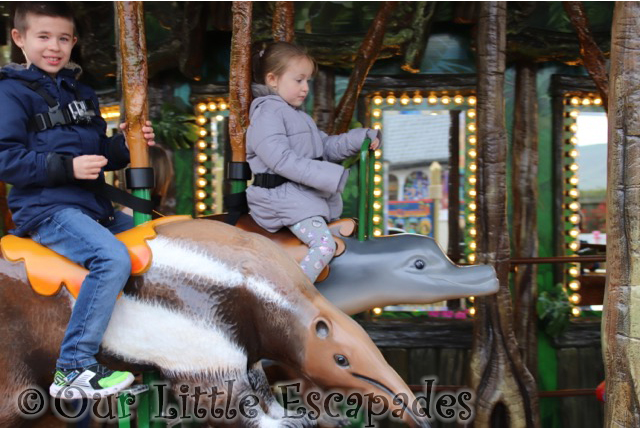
left=0, top=62, right=82, bottom=81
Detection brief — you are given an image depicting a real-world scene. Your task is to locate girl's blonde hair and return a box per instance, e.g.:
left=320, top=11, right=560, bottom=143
left=252, top=42, right=317, bottom=84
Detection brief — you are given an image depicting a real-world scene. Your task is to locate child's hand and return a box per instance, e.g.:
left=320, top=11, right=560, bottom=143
left=73, top=155, right=108, bottom=180
left=120, top=120, right=156, bottom=149
left=369, top=138, right=380, bottom=150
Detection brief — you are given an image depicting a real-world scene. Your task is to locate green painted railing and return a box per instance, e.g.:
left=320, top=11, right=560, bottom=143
left=357, top=139, right=375, bottom=242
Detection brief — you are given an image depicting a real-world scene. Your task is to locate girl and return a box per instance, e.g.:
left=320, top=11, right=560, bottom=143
left=246, top=42, right=380, bottom=282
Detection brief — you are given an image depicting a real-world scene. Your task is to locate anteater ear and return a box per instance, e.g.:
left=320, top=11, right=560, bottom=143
left=315, top=319, right=331, bottom=339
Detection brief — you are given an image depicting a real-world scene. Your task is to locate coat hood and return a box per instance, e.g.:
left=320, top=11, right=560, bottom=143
left=250, top=83, right=302, bottom=117
left=0, top=62, right=82, bottom=82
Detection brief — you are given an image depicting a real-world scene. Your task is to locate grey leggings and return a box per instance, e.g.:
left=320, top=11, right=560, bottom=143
left=289, top=216, right=336, bottom=283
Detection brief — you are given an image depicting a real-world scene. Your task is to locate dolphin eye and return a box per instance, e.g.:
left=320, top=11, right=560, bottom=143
left=414, top=259, right=426, bottom=270
left=334, top=354, right=349, bottom=367
left=315, top=320, right=329, bottom=339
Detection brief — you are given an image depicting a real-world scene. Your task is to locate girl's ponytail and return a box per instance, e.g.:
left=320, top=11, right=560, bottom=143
left=251, top=47, right=266, bottom=84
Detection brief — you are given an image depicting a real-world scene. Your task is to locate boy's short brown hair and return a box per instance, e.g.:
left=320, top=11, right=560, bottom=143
left=13, top=2, right=75, bottom=34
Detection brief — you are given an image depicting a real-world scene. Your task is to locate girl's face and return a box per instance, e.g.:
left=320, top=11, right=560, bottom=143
left=266, top=57, right=314, bottom=107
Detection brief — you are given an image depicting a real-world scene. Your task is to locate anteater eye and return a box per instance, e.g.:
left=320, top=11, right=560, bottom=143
left=334, top=354, right=349, bottom=367
left=414, top=259, right=426, bottom=270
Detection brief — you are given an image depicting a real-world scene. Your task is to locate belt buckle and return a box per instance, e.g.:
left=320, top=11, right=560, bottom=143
left=97, top=216, right=115, bottom=225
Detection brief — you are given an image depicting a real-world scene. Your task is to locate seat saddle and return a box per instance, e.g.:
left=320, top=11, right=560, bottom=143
left=0, top=216, right=190, bottom=298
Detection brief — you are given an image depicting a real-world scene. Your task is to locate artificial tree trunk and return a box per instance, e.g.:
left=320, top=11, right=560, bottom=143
left=229, top=1, right=252, bottom=165
left=272, top=1, right=294, bottom=43
left=179, top=2, right=208, bottom=79
left=313, top=66, right=336, bottom=133
left=512, top=62, right=539, bottom=380
left=331, top=1, right=398, bottom=134
left=563, top=1, right=609, bottom=111
left=469, top=3, right=540, bottom=427
left=603, top=2, right=640, bottom=426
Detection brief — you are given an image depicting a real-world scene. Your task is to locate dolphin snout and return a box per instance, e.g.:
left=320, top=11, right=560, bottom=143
left=468, top=264, right=499, bottom=294
left=434, top=263, right=498, bottom=296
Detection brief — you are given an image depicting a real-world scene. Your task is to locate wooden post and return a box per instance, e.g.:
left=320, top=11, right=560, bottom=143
left=228, top=1, right=252, bottom=194
left=470, top=3, right=540, bottom=427
left=116, top=1, right=152, bottom=225
left=115, top=5, right=158, bottom=426
left=512, top=62, right=539, bottom=379
left=272, top=1, right=294, bottom=42
left=603, top=2, right=640, bottom=426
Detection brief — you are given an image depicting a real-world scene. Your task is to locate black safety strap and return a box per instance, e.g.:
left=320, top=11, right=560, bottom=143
left=252, top=156, right=323, bottom=189
left=253, top=173, right=289, bottom=188
left=82, top=181, right=155, bottom=215
left=23, top=80, right=97, bottom=132
left=223, top=191, right=249, bottom=226
left=26, top=81, right=58, bottom=107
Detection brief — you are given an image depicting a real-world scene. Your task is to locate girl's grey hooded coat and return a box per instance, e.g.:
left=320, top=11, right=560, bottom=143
left=246, top=88, right=380, bottom=232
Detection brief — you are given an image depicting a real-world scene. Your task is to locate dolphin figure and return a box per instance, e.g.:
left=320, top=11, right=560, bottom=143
left=211, top=214, right=499, bottom=315
left=317, top=233, right=499, bottom=315
left=0, top=219, right=431, bottom=427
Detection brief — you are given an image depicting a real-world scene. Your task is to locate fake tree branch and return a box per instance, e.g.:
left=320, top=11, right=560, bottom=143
left=272, top=1, right=295, bottom=43
left=331, top=1, right=398, bottom=135
left=563, top=1, right=609, bottom=111
left=401, top=1, right=437, bottom=73
left=229, top=1, right=252, bottom=163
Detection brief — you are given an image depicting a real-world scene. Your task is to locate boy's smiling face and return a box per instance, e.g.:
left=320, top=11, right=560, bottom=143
left=11, top=13, right=77, bottom=78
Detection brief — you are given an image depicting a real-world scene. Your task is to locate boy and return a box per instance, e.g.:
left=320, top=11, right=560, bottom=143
left=0, top=2, right=155, bottom=398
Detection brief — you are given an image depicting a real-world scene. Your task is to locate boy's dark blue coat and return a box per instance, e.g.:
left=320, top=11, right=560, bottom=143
left=0, top=63, right=130, bottom=236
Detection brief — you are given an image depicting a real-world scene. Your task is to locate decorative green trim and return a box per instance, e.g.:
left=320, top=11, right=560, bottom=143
left=358, top=139, right=372, bottom=241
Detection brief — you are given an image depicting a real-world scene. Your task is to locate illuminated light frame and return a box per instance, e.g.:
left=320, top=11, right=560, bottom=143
left=561, top=93, right=603, bottom=316
left=100, top=104, right=121, bottom=121
left=193, top=98, right=229, bottom=216
left=367, top=91, right=477, bottom=267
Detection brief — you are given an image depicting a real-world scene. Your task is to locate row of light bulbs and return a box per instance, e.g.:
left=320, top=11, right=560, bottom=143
left=196, top=100, right=229, bottom=113
left=372, top=93, right=477, bottom=107
left=566, top=96, right=603, bottom=107
left=194, top=100, right=227, bottom=215
left=465, top=107, right=478, bottom=265
left=564, top=105, right=583, bottom=315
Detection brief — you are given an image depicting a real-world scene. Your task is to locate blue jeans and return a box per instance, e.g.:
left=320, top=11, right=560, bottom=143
left=30, top=208, right=133, bottom=370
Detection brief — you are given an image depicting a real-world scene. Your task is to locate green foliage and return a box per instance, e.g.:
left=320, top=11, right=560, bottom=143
left=537, top=283, right=572, bottom=337
left=151, top=102, right=199, bottom=150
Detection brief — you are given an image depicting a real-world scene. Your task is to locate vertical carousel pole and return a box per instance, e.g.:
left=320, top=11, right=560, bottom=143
left=227, top=2, right=253, bottom=194
left=117, top=1, right=153, bottom=226
left=116, top=3, right=156, bottom=428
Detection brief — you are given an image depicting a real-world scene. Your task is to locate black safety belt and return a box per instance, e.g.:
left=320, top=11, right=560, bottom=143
left=21, top=79, right=154, bottom=215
